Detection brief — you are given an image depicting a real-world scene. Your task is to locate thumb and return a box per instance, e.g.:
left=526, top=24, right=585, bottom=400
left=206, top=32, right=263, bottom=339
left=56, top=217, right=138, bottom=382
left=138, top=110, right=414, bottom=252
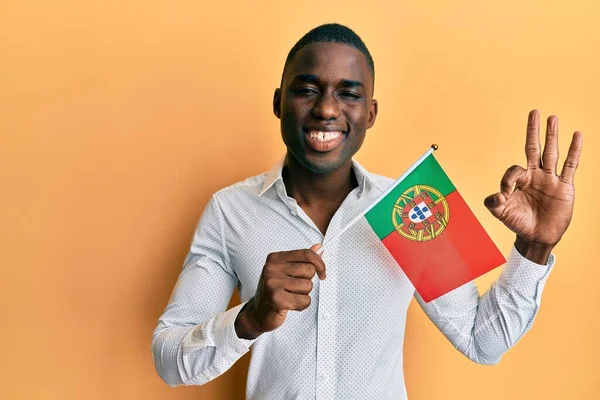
left=484, top=192, right=506, bottom=219
left=310, top=243, right=323, bottom=257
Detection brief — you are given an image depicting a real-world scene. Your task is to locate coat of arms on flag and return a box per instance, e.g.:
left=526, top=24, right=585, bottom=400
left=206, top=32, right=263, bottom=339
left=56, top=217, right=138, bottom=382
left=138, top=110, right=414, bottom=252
left=393, top=185, right=449, bottom=242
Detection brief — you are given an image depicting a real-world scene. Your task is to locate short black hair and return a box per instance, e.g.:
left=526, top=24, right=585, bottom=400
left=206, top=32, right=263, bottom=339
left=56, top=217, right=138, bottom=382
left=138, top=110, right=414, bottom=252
left=281, top=23, right=375, bottom=88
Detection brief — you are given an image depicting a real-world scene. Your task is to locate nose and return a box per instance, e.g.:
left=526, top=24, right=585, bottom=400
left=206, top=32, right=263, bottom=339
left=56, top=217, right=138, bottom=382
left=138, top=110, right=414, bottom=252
left=312, top=92, right=340, bottom=120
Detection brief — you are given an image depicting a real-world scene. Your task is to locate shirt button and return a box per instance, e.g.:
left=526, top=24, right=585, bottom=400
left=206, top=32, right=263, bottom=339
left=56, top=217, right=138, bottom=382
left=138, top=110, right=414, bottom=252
left=322, top=312, right=331, bottom=321
left=319, top=373, right=330, bottom=383
left=290, top=209, right=297, bottom=216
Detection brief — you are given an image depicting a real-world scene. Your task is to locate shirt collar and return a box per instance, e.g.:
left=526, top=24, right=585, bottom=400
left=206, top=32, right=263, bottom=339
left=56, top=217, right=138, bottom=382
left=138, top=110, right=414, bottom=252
left=259, top=155, right=375, bottom=198
left=259, top=156, right=286, bottom=196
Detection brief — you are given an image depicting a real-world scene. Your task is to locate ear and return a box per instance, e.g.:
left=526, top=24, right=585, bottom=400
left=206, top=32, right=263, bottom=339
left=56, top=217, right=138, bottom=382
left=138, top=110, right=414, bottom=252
left=273, top=88, right=282, bottom=119
left=367, top=98, right=378, bottom=129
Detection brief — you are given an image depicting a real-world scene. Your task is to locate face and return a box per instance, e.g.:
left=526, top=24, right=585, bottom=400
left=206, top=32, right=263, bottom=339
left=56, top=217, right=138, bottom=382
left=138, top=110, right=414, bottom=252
left=273, top=42, right=378, bottom=174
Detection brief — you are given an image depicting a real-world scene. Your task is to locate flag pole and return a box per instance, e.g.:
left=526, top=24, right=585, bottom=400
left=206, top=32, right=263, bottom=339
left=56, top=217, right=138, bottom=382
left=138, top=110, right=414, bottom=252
left=316, top=144, right=438, bottom=255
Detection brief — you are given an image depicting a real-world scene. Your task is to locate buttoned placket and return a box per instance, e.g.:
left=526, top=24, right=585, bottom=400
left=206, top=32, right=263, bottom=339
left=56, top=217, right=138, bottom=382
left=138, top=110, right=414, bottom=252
left=314, top=236, right=340, bottom=400
left=275, top=178, right=364, bottom=399
left=312, top=189, right=361, bottom=400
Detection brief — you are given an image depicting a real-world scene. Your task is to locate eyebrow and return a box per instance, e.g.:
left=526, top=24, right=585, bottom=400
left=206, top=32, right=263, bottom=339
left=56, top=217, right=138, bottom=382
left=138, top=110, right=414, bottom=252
left=293, top=74, right=319, bottom=84
left=291, top=74, right=365, bottom=89
left=339, top=79, right=364, bottom=89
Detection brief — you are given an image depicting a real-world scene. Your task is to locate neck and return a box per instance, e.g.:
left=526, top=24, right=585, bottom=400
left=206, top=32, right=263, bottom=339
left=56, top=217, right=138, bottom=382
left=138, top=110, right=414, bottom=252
left=282, top=153, right=358, bottom=207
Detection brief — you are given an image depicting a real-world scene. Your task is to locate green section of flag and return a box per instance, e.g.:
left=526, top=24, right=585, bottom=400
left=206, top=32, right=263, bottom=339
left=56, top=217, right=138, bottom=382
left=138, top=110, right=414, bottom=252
left=365, top=154, right=456, bottom=239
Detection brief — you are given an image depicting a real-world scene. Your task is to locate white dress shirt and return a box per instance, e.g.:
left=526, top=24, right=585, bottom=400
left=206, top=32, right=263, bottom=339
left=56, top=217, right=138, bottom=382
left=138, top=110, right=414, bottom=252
left=152, top=157, right=555, bottom=399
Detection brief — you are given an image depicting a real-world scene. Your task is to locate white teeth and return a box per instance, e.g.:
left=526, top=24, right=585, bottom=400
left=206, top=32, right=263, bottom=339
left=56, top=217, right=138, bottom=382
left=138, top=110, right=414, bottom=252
left=308, top=131, right=342, bottom=142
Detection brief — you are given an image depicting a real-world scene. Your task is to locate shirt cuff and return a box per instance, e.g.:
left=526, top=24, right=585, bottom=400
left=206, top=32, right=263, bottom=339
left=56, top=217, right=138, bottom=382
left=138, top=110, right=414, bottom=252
left=210, top=301, right=257, bottom=355
left=498, top=245, right=556, bottom=302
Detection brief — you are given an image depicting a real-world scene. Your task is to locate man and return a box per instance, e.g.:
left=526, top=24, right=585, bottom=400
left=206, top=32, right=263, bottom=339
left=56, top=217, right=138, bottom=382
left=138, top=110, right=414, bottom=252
left=152, top=24, right=583, bottom=399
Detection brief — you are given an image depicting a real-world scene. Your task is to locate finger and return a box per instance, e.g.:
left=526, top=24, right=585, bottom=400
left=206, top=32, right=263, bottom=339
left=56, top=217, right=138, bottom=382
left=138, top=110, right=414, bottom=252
left=271, top=291, right=290, bottom=317
left=525, top=109, right=542, bottom=169
left=284, top=262, right=316, bottom=279
left=484, top=192, right=506, bottom=219
left=283, top=276, right=313, bottom=295
left=276, top=290, right=312, bottom=312
left=289, top=293, right=311, bottom=311
left=542, top=115, right=559, bottom=174
left=560, top=131, right=584, bottom=183
left=308, top=244, right=326, bottom=280
left=280, top=247, right=326, bottom=280
left=500, top=165, right=528, bottom=197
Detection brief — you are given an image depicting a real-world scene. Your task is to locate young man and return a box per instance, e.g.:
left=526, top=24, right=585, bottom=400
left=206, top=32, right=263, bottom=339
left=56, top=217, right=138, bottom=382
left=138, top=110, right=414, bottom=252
left=152, top=24, right=583, bottom=399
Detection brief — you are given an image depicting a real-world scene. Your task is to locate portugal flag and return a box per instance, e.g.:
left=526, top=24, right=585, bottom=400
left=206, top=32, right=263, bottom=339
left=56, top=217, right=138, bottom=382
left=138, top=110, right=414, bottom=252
left=365, top=153, right=506, bottom=302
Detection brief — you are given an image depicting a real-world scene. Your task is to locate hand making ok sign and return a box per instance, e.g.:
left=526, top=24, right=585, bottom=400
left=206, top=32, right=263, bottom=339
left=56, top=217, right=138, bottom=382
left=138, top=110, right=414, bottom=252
left=484, top=109, right=584, bottom=263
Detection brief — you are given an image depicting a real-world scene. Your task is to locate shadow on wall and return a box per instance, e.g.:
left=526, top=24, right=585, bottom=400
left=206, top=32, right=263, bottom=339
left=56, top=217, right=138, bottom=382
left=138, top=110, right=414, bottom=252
left=137, top=141, right=269, bottom=398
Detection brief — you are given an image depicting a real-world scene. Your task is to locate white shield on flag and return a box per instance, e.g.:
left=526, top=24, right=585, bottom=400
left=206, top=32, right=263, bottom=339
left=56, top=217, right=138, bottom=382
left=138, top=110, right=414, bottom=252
left=409, top=202, right=433, bottom=223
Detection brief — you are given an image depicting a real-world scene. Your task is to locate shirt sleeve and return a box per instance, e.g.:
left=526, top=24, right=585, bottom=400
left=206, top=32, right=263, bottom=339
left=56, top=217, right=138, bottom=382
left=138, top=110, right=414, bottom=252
left=151, top=195, right=257, bottom=386
left=416, top=245, right=555, bottom=365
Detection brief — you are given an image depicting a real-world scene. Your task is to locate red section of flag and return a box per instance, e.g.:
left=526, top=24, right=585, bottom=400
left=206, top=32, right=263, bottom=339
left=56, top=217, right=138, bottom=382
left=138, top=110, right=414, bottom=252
left=381, top=191, right=506, bottom=302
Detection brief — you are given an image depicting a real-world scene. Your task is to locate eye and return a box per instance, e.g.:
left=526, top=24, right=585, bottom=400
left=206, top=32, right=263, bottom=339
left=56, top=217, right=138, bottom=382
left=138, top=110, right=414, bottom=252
left=294, top=87, right=319, bottom=95
left=339, top=91, right=362, bottom=100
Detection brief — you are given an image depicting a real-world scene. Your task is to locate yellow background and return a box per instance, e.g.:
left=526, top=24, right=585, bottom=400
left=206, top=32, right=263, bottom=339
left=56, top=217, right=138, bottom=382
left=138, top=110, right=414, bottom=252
left=2, top=1, right=598, bottom=399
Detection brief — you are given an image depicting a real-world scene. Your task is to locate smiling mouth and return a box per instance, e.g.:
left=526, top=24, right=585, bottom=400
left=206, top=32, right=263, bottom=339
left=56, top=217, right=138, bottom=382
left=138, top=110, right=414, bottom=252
left=307, top=130, right=343, bottom=142
left=304, top=130, right=346, bottom=152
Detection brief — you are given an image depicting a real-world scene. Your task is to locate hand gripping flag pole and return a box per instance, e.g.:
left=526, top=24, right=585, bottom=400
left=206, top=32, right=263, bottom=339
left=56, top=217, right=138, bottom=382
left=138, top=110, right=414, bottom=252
left=315, top=144, right=439, bottom=256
